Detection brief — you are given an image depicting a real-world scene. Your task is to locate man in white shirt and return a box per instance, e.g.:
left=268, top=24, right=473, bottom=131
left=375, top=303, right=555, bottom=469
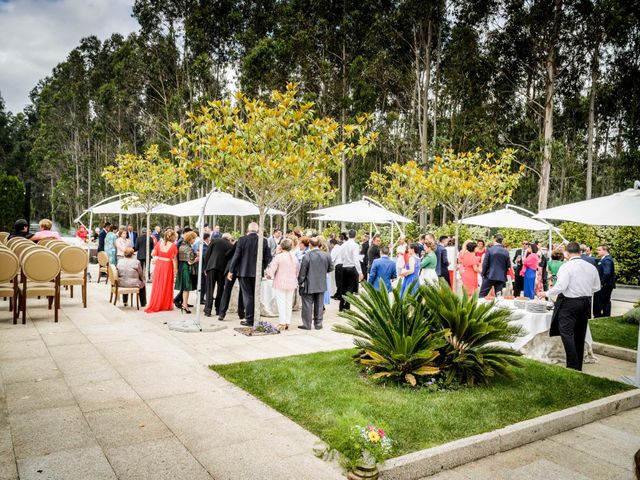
left=537, top=242, right=601, bottom=371
left=340, top=229, right=363, bottom=311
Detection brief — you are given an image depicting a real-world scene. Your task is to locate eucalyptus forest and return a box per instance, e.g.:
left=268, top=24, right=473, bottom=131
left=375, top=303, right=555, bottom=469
left=0, top=0, right=639, bottom=228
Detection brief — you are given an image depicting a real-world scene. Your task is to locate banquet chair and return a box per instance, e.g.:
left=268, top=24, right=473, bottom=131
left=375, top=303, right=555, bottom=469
left=14, top=242, right=39, bottom=259
left=7, top=237, right=29, bottom=249
left=108, top=264, right=140, bottom=309
left=58, top=246, right=88, bottom=307
left=37, top=238, right=57, bottom=247
left=16, top=249, right=61, bottom=324
left=0, top=232, right=8, bottom=244
left=97, top=251, right=110, bottom=284
left=0, top=249, right=20, bottom=320
left=48, top=242, right=68, bottom=255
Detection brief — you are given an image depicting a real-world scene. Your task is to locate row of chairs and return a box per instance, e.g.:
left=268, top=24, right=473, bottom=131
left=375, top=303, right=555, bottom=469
left=0, top=235, right=88, bottom=324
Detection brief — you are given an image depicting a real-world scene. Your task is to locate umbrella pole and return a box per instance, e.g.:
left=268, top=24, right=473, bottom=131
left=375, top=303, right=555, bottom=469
left=390, top=221, right=394, bottom=256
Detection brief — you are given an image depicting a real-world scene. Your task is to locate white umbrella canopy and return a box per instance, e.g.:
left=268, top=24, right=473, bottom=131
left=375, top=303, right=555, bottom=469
left=155, top=192, right=284, bottom=217
left=534, top=186, right=640, bottom=226
left=90, top=197, right=168, bottom=214
left=309, top=200, right=412, bottom=224
left=461, top=208, right=551, bottom=231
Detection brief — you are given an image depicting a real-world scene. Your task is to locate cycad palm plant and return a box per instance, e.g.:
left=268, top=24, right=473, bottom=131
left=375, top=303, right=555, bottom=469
left=334, top=281, right=446, bottom=386
left=418, top=282, right=523, bottom=386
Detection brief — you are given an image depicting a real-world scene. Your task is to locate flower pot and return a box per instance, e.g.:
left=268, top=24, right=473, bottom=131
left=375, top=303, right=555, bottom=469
left=347, top=451, right=379, bottom=480
left=347, top=464, right=378, bottom=480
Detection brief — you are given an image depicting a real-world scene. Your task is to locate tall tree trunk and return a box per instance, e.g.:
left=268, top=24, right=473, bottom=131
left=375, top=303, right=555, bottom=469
left=432, top=17, right=443, bottom=149
left=340, top=41, right=348, bottom=223
left=538, top=0, right=561, bottom=210
left=586, top=37, right=600, bottom=200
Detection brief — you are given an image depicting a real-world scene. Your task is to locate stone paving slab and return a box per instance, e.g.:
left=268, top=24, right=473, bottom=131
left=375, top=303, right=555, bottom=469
left=0, top=273, right=637, bottom=480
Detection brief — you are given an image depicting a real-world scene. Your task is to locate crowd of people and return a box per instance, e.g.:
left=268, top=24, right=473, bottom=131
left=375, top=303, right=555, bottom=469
left=13, top=216, right=616, bottom=349
left=8, top=217, right=621, bottom=371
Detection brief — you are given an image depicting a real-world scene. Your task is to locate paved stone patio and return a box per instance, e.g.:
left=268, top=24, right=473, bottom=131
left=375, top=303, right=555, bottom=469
left=0, top=268, right=637, bottom=479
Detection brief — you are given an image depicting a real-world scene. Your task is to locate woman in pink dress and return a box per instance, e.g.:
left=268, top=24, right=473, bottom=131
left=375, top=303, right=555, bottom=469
left=265, top=238, right=299, bottom=330
left=458, top=241, right=481, bottom=295
left=145, top=229, right=178, bottom=313
left=31, top=219, right=61, bottom=241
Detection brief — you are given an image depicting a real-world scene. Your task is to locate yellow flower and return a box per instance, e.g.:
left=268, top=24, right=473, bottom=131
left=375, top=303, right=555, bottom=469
left=367, top=431, right=381, bottom=443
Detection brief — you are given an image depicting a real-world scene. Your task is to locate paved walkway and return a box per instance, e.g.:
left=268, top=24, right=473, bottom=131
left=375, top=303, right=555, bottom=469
left=421, top=408, right=640, bottom=479
left=0, top=268, right=637, bottom=479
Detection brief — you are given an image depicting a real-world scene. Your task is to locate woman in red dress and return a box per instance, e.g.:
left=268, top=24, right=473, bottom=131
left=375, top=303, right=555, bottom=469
left=458, top=240, right=481, bottom=295
left=145, top=229, right=178, bottom=313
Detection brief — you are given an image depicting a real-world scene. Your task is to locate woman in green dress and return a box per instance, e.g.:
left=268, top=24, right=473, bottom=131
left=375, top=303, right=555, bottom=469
left=547, top=249, right=565, bottom=287
left=175, top=231, right=198, bottom=313
left=420, top=240, right=438, bottom=285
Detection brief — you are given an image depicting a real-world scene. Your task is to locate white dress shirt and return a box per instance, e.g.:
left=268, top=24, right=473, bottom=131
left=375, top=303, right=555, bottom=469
left=341, top=239, right=362, bottom=274
left=331, top=244, right=343, bottom=265
left=547, top=256, right=601, bottom=298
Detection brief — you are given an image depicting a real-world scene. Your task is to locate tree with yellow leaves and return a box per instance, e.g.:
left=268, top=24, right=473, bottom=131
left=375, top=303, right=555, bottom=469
left=367, top=160, right=431, bottom=223
left=102, top=144, right=190, bottom=280
left=172, top=83, right=378, bottom=322
left=426, top=148, right=523, bottom=290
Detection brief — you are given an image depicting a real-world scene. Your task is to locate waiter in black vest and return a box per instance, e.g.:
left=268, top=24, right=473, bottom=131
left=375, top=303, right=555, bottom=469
left=537, top=242, right=600, bottom=371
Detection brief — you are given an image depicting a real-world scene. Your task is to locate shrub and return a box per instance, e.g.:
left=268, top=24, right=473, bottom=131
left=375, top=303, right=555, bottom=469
left=623, top=307, right=640, bottom=325
left=334, top=282, right=446, bottom=386
left=335, top=281, right=523, bottom=387
left=419, top=283, right=523, bottom=386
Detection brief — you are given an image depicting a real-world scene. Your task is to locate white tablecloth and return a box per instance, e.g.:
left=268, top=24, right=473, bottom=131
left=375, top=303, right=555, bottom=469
left=489, top=299, right=595, bottom=364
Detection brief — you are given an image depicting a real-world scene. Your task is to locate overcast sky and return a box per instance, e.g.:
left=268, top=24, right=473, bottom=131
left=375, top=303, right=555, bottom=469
left=0, top=0, right=140, bottom=113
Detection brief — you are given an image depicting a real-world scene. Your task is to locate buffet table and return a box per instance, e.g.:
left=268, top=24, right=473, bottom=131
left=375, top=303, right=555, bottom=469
left=488, top=298, right=595, bottom=364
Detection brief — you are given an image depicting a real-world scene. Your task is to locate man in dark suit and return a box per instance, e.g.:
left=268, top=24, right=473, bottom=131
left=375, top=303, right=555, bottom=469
left=217, top=239, right=244, bottom=321
left=298, top=237, right=334, bottom=330
left=227, top=223, right=272, bottom=326
left=579, top=244, right=598, bottom=267
left=594, top=245, right=616, bottom=318
left=479, top=234, right=511, bottom=297
left=97, top=222, right=110, bottom=252
left=435, top=236, right=450, bottom=285
left=203, top=233, right=233, bottom=317
left=512, top=240, right=528, bottom=296
left=135, top=228, right=151, bottom=281
left=360, top=234, right=370, bottom=277
left=367, top=235, right=381, bottom=266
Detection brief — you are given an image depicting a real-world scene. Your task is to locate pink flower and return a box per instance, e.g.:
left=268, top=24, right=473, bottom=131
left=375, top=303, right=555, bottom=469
left=368, top=425, right=375, bottom=431
left=378, top=429, right=385, bottom=437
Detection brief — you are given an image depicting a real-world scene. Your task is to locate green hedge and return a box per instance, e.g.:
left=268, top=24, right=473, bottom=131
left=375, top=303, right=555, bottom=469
left=555, top=222, right=640, bottom=286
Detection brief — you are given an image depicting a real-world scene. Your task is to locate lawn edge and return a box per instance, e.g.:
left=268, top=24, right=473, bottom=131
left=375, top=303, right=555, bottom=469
left=379, top=388, right=640, bottom=480
left=592, top=341, right=637, bottom=361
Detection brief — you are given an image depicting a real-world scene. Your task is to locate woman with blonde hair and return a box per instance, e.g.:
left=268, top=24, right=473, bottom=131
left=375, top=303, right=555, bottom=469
left=145, top=229, right=178, bottom=313
left=174, top=231, right=198, bottom=314
left=31, top=218, right=61, bottom=241
left=265, top=238, right=298, bottom=330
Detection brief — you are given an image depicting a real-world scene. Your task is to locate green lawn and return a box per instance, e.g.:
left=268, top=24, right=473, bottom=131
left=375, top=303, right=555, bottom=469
left=211, top=349, right=630, bottom=458
left=590, top=316, right=639, bottom=350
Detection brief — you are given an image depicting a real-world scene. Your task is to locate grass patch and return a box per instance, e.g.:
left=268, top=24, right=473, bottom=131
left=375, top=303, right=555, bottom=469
left=211, top=349, right=630, bottom=458
left=590, top=316, right=638, bottom=350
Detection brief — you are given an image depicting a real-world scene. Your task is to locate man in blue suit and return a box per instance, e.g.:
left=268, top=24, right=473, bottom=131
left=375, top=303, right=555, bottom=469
left=435, top=236, right=450, bottom=285
left=368, top=246, right=397, bottom=292
left=97, top=222, right=110, bottom=252
left=479, top=234, right=511, bottom=297
left=580, top=244, right=598, bottom=267
left=594, top=245, right=616, bottom=317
